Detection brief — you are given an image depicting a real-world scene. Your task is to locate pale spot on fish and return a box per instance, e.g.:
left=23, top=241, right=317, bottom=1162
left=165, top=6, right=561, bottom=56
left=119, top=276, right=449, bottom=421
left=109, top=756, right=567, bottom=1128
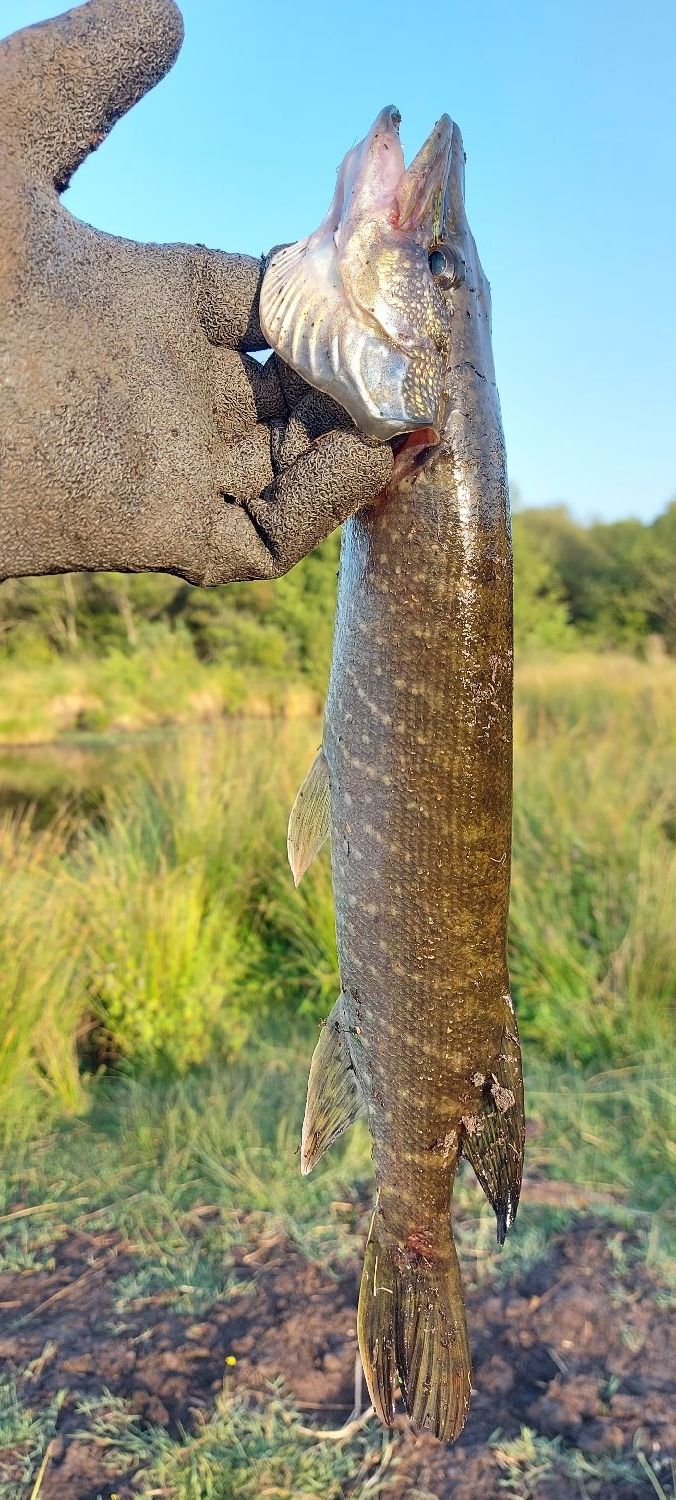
left=491, top=1078, right=516, bottom=1113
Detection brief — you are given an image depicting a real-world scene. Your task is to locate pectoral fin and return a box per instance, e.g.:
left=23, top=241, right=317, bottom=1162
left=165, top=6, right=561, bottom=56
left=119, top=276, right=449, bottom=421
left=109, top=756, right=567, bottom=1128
left=461, top=1004, right=525, bottom=1244
left=287, top=747, right=331, bottom=887
left=301, top=993, right=364, bottom=1174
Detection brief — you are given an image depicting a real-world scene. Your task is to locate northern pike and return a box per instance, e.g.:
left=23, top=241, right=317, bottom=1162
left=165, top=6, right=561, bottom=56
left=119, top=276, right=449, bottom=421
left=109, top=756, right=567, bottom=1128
left=261, top=107, right=525, bottom=1443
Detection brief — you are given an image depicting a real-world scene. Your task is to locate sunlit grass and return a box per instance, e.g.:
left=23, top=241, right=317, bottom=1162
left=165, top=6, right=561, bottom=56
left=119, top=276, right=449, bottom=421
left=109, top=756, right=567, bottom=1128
left=490, top=1424, right=675, bottom=1499
left=0, top=652, right=674, bottom=1131
left=65, top=1384, right=390, bottom=1500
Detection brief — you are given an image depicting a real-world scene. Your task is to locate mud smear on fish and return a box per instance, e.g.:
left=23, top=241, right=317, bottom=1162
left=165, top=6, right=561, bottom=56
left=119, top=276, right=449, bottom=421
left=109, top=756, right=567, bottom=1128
left=262, top=108, right=525, bottom=1444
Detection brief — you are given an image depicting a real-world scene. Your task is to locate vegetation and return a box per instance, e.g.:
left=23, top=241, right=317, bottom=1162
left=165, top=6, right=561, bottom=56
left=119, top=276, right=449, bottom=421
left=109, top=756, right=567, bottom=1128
left=0, top=504, right=674, bottom=1494
left=0, top=499, right=674, bottom=744
left=1, top=656, right=674, bottom=1107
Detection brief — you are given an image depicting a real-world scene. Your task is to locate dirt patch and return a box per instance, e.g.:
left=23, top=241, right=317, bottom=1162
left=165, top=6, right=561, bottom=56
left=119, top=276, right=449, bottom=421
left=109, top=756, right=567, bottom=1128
left=0, top=1218, right=672, bottom=1498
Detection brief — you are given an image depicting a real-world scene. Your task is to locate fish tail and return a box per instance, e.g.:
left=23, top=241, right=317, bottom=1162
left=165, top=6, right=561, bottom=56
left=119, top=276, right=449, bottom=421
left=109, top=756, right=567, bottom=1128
left=357, top=1212, right=471, bottom=1442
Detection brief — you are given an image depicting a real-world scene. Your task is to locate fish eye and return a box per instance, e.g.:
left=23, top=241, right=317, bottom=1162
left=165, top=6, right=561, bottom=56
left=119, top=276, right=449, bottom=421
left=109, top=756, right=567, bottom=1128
left=428, top=248, right=447, bottom=277
left=428, top=243, right=464, bottom=289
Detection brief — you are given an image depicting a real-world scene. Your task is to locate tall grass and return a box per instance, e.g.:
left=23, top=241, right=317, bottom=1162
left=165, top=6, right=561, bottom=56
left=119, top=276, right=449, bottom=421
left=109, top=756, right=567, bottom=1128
left=512, top=654, right=676, bottom=1062
left=0, top=654, right=673, bottom=1141
left=0, top=813, right=87, bottom=1127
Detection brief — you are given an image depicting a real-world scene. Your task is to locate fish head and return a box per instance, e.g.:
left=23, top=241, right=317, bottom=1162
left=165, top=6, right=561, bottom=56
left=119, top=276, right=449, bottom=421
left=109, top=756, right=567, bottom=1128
left=261, top=107, right=460, bottom=441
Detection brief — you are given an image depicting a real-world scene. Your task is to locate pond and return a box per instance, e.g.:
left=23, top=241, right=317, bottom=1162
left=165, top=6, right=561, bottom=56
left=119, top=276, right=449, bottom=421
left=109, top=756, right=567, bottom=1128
left=0, top=719, right=321, bottom=828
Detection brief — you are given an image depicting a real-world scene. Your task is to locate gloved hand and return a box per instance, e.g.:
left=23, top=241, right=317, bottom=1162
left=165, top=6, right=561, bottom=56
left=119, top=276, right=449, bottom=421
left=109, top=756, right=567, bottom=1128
left=0, top=0, right=393, bottom=585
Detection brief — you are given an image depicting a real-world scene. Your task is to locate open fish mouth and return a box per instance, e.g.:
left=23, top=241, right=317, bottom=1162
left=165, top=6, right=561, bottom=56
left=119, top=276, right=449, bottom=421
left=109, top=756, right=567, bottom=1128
left=260, top=108, right=456, bottom=441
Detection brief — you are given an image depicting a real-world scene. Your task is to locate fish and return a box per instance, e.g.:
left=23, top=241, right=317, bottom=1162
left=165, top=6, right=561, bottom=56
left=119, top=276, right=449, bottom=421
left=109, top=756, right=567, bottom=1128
left=260, top=106, right=452, bottom=441
left=260, top=108, right=525, bottom=1443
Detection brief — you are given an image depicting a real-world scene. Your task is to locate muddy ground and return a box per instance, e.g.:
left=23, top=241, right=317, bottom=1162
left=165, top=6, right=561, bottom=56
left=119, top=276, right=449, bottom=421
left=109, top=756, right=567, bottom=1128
left=0, top=1215, right=672, bottom=1498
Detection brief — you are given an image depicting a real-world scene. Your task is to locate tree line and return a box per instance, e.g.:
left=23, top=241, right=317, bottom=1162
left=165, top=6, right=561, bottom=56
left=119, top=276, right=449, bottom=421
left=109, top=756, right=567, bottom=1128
left=0, top=499, right=673, bottom=679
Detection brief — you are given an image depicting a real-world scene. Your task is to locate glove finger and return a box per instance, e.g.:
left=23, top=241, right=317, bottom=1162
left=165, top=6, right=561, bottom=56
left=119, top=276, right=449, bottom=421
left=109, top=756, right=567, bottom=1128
left=199, top=502, right=281, bottom=586
left=192, top=249, right=267, bottom=352
left=207, top=349, right=286, bottom=439
left=0, top=0, right=183, bottom=192
left=272, top=389, right=353, bottom=470
left=219, top=425, right=274, bottom=504
left=190, top=429, right=393, bottom=586
left=244, top=429, right=394, bottom=579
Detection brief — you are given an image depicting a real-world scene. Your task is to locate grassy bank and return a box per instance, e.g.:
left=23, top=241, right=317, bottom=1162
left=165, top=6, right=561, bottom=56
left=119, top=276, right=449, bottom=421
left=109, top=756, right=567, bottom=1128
left=0, top=652, right=674, bottom=1495
left=2, top=653, right=675, bottom=1120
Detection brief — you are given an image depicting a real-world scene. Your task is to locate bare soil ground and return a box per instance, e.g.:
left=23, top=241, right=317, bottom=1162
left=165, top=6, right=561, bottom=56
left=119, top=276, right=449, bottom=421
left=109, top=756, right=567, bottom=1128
left=0, top=1216, right=672, bottom=1499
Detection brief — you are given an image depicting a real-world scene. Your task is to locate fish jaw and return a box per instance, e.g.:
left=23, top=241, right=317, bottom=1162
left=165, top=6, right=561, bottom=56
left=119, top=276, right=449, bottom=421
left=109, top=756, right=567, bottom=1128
left=334, top=104, right=405, bottom=246
left=396, top=113, right=453, bottom=244
left=260, top=107, right=454, bottom=441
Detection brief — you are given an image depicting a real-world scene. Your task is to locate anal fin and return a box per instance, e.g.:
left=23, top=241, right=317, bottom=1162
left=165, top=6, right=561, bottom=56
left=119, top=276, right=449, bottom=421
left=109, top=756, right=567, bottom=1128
left=287, top=747, right=330, bottom=887
left=462, top=1003, right=525, bottom=1244
left=301, top=993, right=364, bottom=1174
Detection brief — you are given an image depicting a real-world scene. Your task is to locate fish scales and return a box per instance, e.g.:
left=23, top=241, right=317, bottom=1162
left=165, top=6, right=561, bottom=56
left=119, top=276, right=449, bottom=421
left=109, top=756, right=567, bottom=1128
left=261, top=106, right=525, bottom=1443
left=327, top=375, right=512, bottom=1236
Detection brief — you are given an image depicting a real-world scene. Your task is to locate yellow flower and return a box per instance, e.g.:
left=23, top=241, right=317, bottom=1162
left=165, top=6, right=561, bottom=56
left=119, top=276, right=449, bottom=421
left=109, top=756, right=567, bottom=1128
left=225, top=1354, right=237, bottom=1366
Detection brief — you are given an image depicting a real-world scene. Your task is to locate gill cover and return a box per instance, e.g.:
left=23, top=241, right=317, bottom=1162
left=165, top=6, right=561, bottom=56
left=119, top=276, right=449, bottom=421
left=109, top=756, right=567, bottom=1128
left=260, top=107, right=454, bottom=440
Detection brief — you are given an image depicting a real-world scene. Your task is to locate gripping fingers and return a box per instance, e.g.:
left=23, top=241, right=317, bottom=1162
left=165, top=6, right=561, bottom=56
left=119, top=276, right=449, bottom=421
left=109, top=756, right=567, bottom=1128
left=246, top=428, right=394, bottom=577
left=198, top=428, right=392, bottom=585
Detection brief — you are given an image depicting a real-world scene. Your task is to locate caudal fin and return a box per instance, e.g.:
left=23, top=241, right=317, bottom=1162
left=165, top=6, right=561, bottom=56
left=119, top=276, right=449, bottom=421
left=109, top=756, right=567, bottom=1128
left=357, top=1214, right=471, bottom=1442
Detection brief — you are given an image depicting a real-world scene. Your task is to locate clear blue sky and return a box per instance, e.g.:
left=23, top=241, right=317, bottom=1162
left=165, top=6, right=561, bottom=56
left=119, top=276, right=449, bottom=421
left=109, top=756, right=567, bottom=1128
left=3, top=0, right=675, bottom=524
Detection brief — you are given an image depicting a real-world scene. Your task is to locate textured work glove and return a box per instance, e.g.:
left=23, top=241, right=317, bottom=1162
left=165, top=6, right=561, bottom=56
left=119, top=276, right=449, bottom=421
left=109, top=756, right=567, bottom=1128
left=0, top=0, right=393, bottom=585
